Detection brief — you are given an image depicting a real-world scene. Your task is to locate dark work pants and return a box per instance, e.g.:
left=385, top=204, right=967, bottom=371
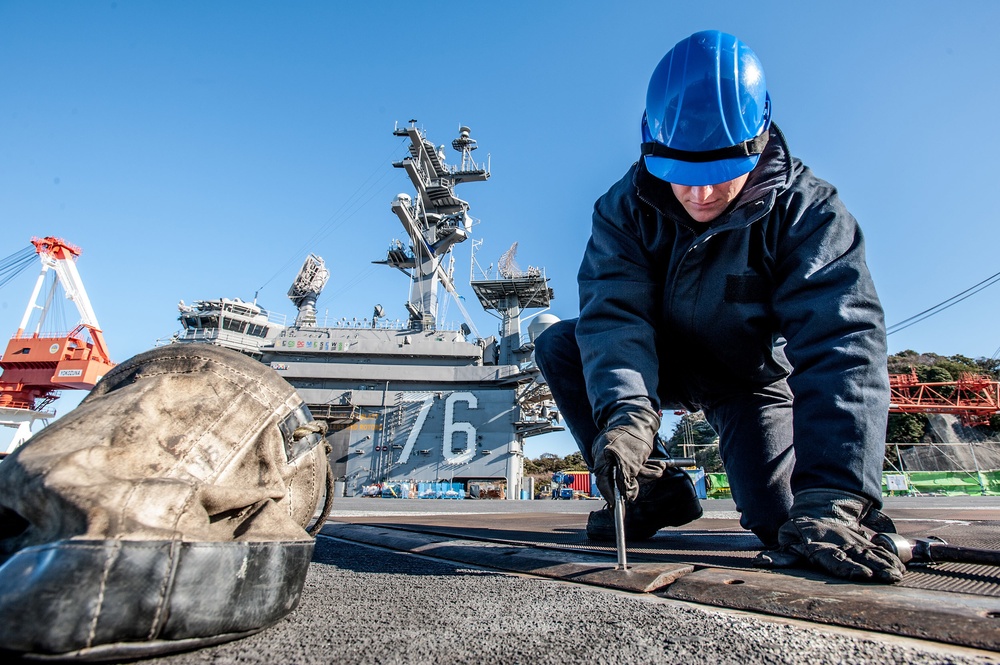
left=534, top=318, right=794, bottom=546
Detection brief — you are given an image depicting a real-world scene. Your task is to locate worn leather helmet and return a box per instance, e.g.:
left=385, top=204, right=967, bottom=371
left=641, top=30, right=771, bottom=186
left=0, top=344, right=331, bottom=660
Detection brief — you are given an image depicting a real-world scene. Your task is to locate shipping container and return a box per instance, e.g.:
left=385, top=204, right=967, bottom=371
left=563, top=471, right=595, bottom=495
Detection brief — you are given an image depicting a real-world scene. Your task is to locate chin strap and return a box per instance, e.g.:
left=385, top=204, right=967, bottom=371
left=641, top=130, right=769, bottom=163
left=641, top=130, right=771, bottom=163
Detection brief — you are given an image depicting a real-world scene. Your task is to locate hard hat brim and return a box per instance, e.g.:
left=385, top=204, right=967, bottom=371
left=643, top=153, right=760, bottom=187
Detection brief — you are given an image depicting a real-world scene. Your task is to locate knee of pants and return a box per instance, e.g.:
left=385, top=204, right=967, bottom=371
left=726, top=465, right=793, bottom=548
left=533, top=319, right=579, bottom=381
left=704, top=391, right=794, bottom=548
left=735, top=493, right=790, bottom=549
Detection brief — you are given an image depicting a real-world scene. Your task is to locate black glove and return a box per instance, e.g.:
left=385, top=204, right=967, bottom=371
left=757, top=489, right=905, bottom=584
left=592, top=406, right=659, bottom=502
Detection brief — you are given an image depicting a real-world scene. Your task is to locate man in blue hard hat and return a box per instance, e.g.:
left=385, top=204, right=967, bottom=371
left=534, top=30, right=905, bottom=583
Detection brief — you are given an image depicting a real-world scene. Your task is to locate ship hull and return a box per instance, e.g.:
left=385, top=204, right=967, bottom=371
left=261, top=326, right=527, bottom=499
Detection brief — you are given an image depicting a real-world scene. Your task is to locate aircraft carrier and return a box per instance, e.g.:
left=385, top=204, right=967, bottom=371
left=169, top=121, right=562, bottom=500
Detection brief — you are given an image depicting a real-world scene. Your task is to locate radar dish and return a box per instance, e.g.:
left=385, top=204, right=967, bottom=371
left=498, top=242, right=521, bottom=279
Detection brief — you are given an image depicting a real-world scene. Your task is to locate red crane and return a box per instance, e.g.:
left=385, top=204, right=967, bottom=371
left=888, top=369, right=1000, bottom=427
left=0, top=237, right=114, bottom=452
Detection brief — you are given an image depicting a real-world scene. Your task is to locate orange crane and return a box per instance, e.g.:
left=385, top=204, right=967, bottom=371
left=888, top=369, right=1000, bottom=427
left=0, top=237, right=114, bottom=452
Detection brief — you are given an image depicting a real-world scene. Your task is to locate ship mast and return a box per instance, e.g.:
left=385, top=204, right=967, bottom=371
left=383, top=121, right=489, bottom=333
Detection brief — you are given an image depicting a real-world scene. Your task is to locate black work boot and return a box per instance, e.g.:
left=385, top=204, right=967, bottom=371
left=586, top=465, right=703, bottom=541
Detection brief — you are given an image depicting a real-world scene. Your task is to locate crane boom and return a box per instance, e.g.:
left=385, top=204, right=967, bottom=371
left=16, top=237, right=100, bottom=333
left=0, top=236, right=114, bottom=421
left=889, top=369, right=1000, bottom=426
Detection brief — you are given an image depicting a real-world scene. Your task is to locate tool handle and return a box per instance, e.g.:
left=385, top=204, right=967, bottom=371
left=925, top=542, right=1000, bottom=566
left=874, top=532, right=1000, bottom=567
left=613, top=467, right=628, bottom=570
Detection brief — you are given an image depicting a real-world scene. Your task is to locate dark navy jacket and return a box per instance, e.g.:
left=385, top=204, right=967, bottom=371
left=576, top=125, right=889, bottom=499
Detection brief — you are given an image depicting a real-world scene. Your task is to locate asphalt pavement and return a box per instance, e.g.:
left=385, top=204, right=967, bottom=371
left=122, top=496, right=1000, bottom=665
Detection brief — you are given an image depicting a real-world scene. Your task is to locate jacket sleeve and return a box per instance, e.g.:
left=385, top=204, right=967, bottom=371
left=771, top=169, right=889, bottom=505
left=576, top=173, right=661, bottom=428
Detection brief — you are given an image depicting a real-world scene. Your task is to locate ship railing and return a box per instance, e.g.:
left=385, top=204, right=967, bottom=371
left=313, top=316, right=467, bottom=334
left=471, top=264, right=548, bottom=283
left=262, top=310, right=287, bottom=326
left=7, top=329, right=80, bottom=340
left=314, top=316, right=408, bottom=330
left=175, top=328, right=273, bottom=351
left=190, top=300, right=287, bottom=326
left=0, top=398, right=43, bottom=411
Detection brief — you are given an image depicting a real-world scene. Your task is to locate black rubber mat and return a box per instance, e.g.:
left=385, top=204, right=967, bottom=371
left=339, top=513, right=1000, bottom=598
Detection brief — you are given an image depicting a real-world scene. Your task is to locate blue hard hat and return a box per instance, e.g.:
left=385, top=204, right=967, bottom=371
left=641, top=30, right=771, bottom=186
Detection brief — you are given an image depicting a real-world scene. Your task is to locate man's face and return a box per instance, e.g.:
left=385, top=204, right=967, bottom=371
left=670, top=173, right=749, bottom=223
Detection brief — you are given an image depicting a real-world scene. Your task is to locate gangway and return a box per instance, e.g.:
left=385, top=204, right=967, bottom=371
left=0, top=237, right=114, bottom=453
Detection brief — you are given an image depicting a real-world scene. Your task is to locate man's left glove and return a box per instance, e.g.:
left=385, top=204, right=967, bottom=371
left=592, top=406, right=659, bottom=502
left=757, top=488, right=906, bottom=584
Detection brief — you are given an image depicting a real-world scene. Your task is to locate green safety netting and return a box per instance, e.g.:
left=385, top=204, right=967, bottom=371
left=705, top=473, right=732, bottom=499
left=882, top=470, right=1000, bottom=496
left=701, top=470, right=1000, bottom=498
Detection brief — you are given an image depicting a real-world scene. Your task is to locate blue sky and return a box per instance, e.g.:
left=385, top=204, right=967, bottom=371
left=2, top=1, right=999, bottom=458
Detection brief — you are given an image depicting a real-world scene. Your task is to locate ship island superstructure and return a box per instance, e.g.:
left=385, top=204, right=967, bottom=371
left=171, top=122, right=562, bottom=498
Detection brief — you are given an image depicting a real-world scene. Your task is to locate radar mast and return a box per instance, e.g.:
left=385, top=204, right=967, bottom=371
left=470, top=241, right=553, bottom=366
left=380, top=121, right=489, bottom=333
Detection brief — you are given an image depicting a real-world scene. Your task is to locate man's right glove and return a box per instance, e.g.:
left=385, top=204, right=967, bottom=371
left=592, top=406, right=659, bottom=502
left=758, top=488, right=906, bottom=584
